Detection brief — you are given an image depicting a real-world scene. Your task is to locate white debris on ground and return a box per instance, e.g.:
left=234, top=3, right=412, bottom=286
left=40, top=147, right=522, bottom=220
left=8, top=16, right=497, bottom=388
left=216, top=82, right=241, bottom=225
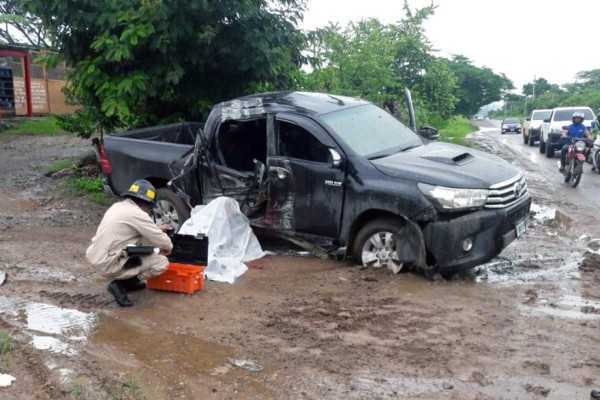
left=0, top=373, right=15, bottom=388
left=178, top=197, right=269, bottom=283
left=530, top=203, right=556, bottom=222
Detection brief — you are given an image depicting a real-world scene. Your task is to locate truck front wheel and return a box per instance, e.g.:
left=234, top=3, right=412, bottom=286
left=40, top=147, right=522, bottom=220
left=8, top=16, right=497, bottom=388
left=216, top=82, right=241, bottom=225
left=154, top=188, right=190, bottom=232
left=352, top=217, right=405, bottom=274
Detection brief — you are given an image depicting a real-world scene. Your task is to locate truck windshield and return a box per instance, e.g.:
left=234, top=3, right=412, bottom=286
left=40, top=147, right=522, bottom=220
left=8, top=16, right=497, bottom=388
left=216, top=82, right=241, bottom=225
left=320, top=104, right=422, bottom=158
left=532, top=111, right=551, bottom=120
left=554, top=109, right=595, bottom=121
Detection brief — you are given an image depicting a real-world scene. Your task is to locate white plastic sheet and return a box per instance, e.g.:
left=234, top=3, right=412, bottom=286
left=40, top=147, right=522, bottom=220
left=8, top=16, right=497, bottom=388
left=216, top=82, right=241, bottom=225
left=178, top=197, right=269, bottom=283
left=0, top=373, right=15, bottom=387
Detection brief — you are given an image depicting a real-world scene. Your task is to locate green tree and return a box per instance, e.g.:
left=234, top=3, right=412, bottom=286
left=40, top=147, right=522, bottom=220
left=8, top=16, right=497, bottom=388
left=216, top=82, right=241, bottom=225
left=23, top=0, right=306, bottom=137
left=521, top=77, right=559, bottom=97
left=447, top=55, right=514, bottom=117
left=304, top=1, right=457, bottom=127
left=0, top=0, right=53, bottom=48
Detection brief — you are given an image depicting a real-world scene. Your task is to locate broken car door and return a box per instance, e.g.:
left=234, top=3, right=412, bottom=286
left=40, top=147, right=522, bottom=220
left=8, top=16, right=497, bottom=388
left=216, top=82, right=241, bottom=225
left=266, top=113, right=346, bottom=237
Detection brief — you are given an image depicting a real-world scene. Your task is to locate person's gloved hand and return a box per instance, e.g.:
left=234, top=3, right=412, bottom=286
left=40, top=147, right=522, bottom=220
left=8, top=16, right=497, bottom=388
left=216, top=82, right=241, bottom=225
left=158, top=224, right=173, bottom=233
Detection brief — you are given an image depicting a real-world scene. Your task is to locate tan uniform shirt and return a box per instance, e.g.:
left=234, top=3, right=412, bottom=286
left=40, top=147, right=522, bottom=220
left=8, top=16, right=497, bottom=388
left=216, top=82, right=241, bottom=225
left=85, top=199, right=173, bottom=276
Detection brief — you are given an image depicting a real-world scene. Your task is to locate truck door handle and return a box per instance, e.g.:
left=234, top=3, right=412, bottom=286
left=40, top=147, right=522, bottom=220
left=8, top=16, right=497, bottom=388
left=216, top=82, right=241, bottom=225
left=269, top=166, right=288, bottom=179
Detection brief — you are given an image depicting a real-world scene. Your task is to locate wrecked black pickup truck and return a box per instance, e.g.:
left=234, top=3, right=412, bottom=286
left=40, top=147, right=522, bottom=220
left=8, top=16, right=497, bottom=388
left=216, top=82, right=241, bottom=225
left=99, top=91, right=531, bottom=277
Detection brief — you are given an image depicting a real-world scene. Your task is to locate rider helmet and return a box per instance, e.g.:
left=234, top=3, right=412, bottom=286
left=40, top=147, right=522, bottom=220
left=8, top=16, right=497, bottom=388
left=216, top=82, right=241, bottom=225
left=123, top=179, right=157, bottom=205
left=572, top=111, right=585, bottom=124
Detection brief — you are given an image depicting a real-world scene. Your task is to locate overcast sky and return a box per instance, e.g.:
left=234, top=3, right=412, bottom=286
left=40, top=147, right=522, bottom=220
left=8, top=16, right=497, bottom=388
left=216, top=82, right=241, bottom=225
left=302, top=0, right=600, bottom=93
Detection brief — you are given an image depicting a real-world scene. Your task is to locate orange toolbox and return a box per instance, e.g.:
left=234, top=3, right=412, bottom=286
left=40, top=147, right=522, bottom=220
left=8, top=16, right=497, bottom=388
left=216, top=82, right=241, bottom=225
left=147, top=263, right=206, bottom=295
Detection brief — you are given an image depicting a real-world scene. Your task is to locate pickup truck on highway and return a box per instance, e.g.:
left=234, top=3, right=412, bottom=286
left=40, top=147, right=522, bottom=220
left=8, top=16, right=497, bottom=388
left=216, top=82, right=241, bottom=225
left=540, top=106, right=596, bottom=158
left=522, top=109, right=551, bottom=146
left=99, top=91, right=531, bottom=277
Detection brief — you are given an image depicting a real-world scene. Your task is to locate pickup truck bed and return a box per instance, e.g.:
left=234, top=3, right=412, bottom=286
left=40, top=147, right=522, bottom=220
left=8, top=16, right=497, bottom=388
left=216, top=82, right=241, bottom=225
left=102, top=122, right=203, bottom=196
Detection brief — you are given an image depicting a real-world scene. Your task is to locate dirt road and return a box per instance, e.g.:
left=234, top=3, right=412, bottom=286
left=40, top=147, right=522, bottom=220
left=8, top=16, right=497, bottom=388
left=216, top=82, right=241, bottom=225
left=0, top=129, right=598, bottom=399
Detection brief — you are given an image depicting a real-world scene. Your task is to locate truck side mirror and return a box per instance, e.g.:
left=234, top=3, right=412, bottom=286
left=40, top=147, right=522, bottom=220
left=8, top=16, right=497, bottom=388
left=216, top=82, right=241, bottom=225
left=543, top=118, right=551, bottom=123
left=525, top=117, right=531, bottom=121
left=419, top=125, right=439, bottom=141
left=328, top=148, right=342, bottom=168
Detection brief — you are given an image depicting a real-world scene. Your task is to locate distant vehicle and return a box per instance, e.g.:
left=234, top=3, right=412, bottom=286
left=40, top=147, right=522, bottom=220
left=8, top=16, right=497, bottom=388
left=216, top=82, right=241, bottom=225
left=475, top=115, right=484, bottom=121
left=539, top=106, right=595, bottom=158
left=522, top=109, right=551, bottom=146
left=501, top=118, right=521, bottom=134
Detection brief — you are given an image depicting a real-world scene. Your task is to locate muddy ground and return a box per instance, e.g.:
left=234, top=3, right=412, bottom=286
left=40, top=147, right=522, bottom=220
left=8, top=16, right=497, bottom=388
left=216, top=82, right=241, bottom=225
left=0, top=129, right=599, bottom=400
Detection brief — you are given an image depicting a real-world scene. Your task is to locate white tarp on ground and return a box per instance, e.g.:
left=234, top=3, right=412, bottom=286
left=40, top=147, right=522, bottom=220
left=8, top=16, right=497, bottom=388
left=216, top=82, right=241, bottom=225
left=178, top=197, right=269, bottom=283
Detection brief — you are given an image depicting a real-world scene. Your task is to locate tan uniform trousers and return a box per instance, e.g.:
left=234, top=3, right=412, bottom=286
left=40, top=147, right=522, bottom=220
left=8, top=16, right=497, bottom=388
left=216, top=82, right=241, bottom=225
left=103, top=254, right=169, bottom=281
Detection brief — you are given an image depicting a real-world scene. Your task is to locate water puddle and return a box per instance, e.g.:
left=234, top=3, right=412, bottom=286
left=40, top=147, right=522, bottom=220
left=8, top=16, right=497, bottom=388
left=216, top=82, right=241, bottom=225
left=522, top=294, right=600, bottom=320
left=90, top=314, right=273, bottom=398
left=0, top=295, right=97, bottom=355
left=473, top=254, right=580, bottom=285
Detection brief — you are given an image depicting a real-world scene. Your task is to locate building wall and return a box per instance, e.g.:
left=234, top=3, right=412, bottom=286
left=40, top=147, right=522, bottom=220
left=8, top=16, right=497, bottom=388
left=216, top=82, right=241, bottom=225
left=8, top=49, right=79, bottom=116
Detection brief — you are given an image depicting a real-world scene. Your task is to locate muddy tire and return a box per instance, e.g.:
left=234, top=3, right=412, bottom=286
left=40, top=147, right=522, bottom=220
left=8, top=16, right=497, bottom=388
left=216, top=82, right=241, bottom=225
left=154, top=188, right=190, bottom=232
left=528, top=133, right=536, bottom=147
left=352, top=217, right=404, bottom=273
left=569, top=162, right=583, bottom=188
left=539, top=136, right=546, bottom=153
left=523, top=132, right=528, bottom=144
left=545, top=145, right=554, bottom=158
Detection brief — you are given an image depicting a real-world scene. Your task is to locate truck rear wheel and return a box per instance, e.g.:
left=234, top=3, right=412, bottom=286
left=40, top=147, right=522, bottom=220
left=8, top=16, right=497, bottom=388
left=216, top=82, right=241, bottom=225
left=352, top=217, right=405, bottom=274
left=154, top=188, right=190, bottom=232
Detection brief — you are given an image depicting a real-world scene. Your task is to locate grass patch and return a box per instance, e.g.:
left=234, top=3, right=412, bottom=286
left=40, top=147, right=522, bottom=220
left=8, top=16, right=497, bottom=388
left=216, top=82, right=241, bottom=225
left=0, top=332, right=16, bottom=371
left=438, top=117, right=478, bottom=147
left=2, top=116, right=67, bottom=137
left=65, top=176, right=112, bottom=206
left=44, top=158, right=77, bottom=175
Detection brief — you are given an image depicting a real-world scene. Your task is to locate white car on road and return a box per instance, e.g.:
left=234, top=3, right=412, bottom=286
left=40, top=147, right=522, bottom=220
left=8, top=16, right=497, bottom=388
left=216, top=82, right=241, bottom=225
left=522, top=109, right=551, bottom=147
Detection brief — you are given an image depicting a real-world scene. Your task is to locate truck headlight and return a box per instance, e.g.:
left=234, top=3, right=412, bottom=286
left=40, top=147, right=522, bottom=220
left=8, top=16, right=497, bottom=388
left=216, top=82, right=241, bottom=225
left=418, top=184, right=489, bottom=211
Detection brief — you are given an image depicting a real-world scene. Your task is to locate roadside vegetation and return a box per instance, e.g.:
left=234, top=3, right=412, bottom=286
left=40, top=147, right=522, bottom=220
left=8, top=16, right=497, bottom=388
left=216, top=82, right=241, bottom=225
left=0, top=116, right=66, bottom=137
left=6, top=1, right=512, bottom=138
left=0, top=332, right=16, bottom=372
left=64, top=176, right=111, bottom=206
left=438, top=117, right=477, bottom=147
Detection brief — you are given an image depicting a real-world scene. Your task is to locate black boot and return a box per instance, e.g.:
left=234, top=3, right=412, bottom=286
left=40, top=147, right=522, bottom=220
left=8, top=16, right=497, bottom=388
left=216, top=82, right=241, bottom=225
left=122, top=276, right=146, bottom=291
left=591, top=389, right=600, bottom=399
left=107, top=280, right=133, bottom=307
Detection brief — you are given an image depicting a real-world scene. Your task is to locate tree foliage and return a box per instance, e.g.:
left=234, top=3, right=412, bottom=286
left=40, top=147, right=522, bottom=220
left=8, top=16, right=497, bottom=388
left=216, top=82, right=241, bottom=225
left=22, top=0, right=306, bottom=136
left=446, top=55, right=514, bottom=117
left=521, top=77, right=560, bottom=97
left=0, top=0, right=53, bottom=48
left=303, top=1, right=457, bottom=127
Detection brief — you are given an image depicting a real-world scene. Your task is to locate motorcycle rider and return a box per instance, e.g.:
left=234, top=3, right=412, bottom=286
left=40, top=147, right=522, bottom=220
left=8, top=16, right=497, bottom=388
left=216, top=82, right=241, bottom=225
left=559, top=111, right=591, bottom=172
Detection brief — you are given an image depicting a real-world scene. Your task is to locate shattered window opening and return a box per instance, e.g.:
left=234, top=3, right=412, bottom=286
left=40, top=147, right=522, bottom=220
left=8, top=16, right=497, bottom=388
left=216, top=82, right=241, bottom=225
left=216, top=118, right=267, bottom=172
left=277, top=121, right=330, bottom=164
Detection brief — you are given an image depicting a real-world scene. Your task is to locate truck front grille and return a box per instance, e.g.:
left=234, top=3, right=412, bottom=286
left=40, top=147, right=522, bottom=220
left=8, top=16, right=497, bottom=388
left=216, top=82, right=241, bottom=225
left=501, top=201, right=530, bottom=235
left=486, top=174, right=528, bottom=209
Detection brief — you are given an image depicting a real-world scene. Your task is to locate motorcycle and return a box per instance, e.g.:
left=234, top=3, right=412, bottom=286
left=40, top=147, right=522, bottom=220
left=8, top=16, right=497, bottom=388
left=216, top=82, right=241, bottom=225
left=558, top=137, right=589, bottom=188
left=591, top=136, right=600, bottom=173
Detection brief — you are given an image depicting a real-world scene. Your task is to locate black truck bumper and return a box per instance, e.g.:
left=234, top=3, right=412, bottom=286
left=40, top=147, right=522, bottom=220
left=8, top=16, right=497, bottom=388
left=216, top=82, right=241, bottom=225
left=422, top=194, right=531, bottom=273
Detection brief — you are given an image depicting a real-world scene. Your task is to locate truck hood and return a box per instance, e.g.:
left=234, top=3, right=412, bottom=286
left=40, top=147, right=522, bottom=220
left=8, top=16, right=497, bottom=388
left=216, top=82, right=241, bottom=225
left=371, top=142, right=519, bottom=188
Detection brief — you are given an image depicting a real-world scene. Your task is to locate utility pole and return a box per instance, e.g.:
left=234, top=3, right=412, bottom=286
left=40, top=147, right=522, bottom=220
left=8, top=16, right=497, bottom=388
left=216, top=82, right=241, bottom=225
left=532, top=74, right=536, bottom=100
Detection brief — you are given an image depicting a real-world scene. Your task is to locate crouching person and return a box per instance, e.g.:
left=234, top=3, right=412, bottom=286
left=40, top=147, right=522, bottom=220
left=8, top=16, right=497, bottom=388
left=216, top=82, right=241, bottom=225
left=86, top=180, right=173, bottom=307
